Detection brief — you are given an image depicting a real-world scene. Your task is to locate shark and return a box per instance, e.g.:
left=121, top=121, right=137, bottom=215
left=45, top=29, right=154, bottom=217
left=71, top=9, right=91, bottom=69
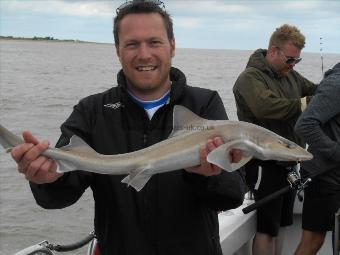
left=0, top=105, right=313, bottom=191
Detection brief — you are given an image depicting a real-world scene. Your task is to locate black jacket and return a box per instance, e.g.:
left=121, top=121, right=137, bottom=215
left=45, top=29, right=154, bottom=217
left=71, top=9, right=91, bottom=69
left=30, top=67, right=246, bottom=255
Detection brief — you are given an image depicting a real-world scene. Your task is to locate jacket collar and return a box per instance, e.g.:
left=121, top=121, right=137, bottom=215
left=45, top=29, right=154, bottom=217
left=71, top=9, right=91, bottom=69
left=246, top=49, right=283, bottom=78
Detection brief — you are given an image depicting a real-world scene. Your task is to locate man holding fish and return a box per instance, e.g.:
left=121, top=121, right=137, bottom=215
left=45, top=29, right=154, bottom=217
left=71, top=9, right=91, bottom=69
left=8, top=1, right=247, bottom=254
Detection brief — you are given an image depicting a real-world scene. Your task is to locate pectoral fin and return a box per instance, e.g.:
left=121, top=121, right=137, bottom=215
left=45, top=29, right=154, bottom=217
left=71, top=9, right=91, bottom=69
left=121, top=166, right=152, bottom=192
left=207, top=139, right=254, bottom=172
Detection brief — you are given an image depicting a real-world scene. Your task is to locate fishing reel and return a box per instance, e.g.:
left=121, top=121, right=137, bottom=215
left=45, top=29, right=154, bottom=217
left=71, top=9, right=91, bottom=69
left=286, top=170, right=311, bottom=202
left=242, top=166, right=313, bottom=214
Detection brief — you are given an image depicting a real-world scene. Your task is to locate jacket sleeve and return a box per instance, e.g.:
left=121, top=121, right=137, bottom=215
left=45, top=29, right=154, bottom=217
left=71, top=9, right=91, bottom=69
left=184, top=91, right=247, bottom=211
left=30, top=99, right=93, bottom=209
left=30, top=171, right=92, bottom=209
left=295, top=76, right=340, bottom=162
left=234, top=71, right=301, bottom=121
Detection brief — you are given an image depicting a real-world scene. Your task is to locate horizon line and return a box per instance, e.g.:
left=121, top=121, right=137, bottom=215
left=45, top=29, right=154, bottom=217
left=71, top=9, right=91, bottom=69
left=1, top=35, right=339, bottom=55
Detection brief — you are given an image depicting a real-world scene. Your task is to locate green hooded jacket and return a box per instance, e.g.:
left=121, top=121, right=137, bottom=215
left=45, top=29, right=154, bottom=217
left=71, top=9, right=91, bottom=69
left=233, top=49, right=317, bottom=146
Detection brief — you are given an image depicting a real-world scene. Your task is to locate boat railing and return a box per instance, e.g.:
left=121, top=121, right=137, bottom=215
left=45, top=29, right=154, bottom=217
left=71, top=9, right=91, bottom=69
left=13, top=231, right=96, bottom=255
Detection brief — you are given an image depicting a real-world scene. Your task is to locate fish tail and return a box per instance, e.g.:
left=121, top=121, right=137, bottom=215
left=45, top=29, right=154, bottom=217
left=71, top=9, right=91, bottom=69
left=0, top=124, right=24, bottom=151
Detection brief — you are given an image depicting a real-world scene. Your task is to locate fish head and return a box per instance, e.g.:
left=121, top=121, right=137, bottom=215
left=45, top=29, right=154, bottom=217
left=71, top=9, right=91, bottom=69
left=259, top=133, right=313, bottom=162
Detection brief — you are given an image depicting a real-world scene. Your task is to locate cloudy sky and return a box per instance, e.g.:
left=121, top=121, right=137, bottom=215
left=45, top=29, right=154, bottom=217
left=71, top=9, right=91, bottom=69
left=1, top=0, right=339, bottom=53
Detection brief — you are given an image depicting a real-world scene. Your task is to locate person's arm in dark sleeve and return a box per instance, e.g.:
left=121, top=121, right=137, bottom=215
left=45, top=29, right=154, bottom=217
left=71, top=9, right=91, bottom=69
left=184, top=91, right=247, bottom=211
left=183, top=170, right=247, bottom=211
left=29, top=99, right=94, bottom=208
left=295, top=75, right=340, bottom=162
left=30, top=171, right=92, bottom=209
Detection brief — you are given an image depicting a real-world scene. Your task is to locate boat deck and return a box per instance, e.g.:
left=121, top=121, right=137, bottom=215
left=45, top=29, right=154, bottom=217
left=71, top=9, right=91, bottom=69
left=219, top=195, right=334, bottom=255
left=283, top=214, right=333, bottom=255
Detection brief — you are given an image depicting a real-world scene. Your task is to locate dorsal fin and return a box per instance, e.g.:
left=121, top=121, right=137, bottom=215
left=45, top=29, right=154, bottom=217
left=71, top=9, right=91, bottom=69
left=60, top=135, right=98, bottom=155
left=169, top=105, right=209, bottom=138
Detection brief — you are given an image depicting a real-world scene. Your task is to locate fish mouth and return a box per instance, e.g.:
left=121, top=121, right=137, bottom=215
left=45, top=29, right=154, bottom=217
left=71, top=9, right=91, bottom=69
left=296, top=152, right=313, bottom=161
left=285, top=150, right=313, bottom=161
left=264, top=145, right=313, bottom=162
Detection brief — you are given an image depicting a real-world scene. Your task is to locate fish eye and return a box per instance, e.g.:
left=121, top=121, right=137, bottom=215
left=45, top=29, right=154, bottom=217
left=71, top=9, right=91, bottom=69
left=277, top=140, right=296, bottom=149
left=287, top=143, right=297, bottom=149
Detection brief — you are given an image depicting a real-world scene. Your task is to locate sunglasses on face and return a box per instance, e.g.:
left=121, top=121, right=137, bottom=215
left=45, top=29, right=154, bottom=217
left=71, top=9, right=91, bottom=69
left=277, top=48, right=302, bottom=65
left=116, top=0, right=166, bottom=14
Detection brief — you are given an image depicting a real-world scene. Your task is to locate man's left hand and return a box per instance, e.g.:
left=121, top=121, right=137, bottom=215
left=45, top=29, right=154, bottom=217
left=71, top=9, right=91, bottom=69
left=185, top=137, right=242, bottom=176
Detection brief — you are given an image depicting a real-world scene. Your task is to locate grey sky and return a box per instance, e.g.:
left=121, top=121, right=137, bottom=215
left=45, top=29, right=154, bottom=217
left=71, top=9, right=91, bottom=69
left=1, top=0, right=339, bottom=53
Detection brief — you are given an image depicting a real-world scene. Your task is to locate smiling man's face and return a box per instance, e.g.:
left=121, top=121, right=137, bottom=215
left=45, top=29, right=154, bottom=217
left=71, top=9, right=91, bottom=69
left=116, top=13, right=175, bottom=100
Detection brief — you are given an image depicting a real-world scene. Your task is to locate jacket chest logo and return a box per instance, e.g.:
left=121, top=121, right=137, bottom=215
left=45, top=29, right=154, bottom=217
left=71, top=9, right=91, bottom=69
left=104, top=102, right=124, bottom=110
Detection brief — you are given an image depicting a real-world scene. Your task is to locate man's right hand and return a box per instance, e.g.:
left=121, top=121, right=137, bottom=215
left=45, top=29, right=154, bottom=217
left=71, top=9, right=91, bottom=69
left=11, top=131, right=63, bottom=184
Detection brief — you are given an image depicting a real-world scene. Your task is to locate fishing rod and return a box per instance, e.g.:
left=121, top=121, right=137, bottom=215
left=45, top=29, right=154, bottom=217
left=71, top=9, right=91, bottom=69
left=320, top=37, right=324, bottom=75
left=242, top=170, right=311, bottom=214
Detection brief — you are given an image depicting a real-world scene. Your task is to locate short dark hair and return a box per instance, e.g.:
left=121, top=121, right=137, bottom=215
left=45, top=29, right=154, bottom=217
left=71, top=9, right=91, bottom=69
left=113, top=1, right=174, bottom=45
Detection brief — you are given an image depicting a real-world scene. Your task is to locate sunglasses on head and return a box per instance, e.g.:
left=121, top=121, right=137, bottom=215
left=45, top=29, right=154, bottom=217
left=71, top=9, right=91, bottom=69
left=277, top=47, right=302, bottom=65
left=116, top=0, right=166, bottom=14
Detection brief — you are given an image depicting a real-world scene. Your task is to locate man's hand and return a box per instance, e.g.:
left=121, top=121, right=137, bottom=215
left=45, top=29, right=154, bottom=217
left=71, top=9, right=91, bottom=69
left=185, top=137, right=242, bottom=176
left=11, top=131, right=63, bottom=184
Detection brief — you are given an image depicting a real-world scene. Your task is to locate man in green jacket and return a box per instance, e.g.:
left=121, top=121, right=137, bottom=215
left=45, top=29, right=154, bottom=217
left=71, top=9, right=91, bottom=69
left=233, top=24, right=317, bottom=255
